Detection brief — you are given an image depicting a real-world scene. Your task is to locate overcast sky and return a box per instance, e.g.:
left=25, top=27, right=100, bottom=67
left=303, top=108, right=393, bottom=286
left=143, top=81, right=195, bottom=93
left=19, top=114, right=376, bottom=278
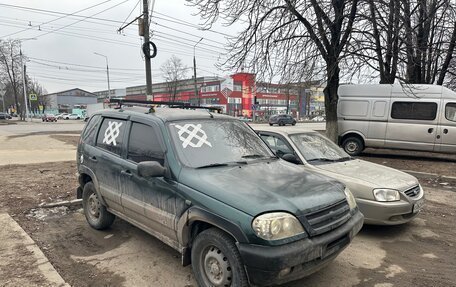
left=0, top=0, right=236, bottom=93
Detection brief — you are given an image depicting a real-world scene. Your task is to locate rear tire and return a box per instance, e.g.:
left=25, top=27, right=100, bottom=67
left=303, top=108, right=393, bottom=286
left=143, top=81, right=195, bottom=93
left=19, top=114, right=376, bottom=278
left=342, top=136, right=364, bottom=156
left=82, top=181, right=115, bottom=230
left=192, top=228, right=248, bottom=287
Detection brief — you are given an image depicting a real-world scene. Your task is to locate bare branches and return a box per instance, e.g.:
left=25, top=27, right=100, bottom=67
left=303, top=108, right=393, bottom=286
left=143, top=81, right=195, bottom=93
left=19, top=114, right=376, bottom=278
left=160, top=55, right=189, bottom=102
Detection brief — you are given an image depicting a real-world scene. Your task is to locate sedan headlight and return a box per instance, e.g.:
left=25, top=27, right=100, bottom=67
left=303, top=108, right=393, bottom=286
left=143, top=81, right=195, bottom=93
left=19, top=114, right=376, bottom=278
left=373, top=188, right=400, bottom=202
left=344, top=187, right=357, bottom=210
left=252, top=212, right=305, bottom=240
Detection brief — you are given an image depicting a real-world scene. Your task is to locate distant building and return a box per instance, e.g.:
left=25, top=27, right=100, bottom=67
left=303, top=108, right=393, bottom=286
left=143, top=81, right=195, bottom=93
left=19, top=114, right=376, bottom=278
left=43, top=88, right=97, bottom=113
left=93, top=88, right=126, bottom=102
left=125, top=73, right=304, bottom=117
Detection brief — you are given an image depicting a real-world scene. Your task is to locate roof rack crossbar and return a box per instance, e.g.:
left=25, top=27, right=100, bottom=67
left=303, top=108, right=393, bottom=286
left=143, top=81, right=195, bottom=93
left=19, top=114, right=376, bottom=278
left=110, top=99, right=222, bottom=112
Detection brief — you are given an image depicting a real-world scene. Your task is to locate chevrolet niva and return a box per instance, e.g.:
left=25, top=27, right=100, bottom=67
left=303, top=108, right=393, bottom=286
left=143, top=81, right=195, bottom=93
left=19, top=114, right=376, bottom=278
left=76, top=106, right=364, bottom=286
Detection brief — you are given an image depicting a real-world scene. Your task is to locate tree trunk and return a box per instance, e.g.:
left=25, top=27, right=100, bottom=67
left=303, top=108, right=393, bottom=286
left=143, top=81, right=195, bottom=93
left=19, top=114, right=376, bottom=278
left=324, top=62, right=340, bottom=143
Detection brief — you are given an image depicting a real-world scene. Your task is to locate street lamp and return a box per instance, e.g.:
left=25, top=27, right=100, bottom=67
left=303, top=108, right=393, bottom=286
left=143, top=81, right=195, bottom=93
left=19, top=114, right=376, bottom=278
left=193, top=37, right=203, bottom=105
left=18, top=38, right=37, bottom=122
left=94, top=52, right=111, bottom=100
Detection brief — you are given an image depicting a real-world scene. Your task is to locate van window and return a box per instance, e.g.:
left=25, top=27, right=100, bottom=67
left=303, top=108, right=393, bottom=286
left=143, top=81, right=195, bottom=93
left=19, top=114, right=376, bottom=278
left=127, top=122, right=164, bottom=164
left=339, top=100, right=369, bottom=117
left=446, top=103, right=456, bottom=122
left=391, top=102, right=437, bottom=120
left=96, top=118, right=127, bottom=155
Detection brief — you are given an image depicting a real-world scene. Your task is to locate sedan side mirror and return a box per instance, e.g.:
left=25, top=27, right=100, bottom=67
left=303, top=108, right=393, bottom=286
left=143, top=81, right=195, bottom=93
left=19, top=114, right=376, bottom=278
left=137, top=161, right=166, bottom=178
left=281, top=153, right=302, bottom=164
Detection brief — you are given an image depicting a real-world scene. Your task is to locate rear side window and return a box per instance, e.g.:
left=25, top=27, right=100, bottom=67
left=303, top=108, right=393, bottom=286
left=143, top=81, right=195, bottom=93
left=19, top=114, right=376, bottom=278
left=127, top=122, right=164, bottom=164
left=391, top=102, right=437, bottom=120
left=96, top=118, right=127, bottom=155
left=82, top=115, right=101, bottom=146
left=445, top=103, right=456, bottom=122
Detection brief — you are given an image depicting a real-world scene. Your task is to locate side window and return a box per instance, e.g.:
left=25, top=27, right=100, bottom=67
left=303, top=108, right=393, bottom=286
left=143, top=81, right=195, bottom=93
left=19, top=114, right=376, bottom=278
left=82, top=115, right=101, bottom=146
left=127, top=122, right=164, bottom=164
left=391, top=102, right=437, bottom=120
left=96, top=118, right=126, bottom=155
left=260, top=134, right=293, bottom=155
left=445, top=103, right=456, bottom=122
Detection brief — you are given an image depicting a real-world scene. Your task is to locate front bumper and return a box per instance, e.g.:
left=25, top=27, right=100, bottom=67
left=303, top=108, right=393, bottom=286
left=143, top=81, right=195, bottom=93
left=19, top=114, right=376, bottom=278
left=238, top=210, right=364, bottom=286
left=357, top=195, right=424, bottom=225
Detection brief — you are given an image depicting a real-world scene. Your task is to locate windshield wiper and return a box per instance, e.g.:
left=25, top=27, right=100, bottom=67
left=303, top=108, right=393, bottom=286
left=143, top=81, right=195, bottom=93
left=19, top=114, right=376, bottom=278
left=335, top=157, right=352, bottom=162
left=307, top=157, right=352, bottom=163
left=307, top=158, right=338, bottom=162
left=241, top=154, right=267, bottom=159
left=196, top=161, right=248, bottom=169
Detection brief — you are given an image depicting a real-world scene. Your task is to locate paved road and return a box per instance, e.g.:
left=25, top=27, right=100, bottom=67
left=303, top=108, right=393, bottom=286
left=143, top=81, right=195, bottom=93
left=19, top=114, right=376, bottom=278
left=0, top=120, right=85, bottom=136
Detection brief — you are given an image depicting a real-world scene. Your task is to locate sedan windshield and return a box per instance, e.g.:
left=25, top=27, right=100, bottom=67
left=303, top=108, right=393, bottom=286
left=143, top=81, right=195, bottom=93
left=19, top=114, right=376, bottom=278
left=289, top=133, right=350, bottom=162
left=169, top=120, right=274, bottom=168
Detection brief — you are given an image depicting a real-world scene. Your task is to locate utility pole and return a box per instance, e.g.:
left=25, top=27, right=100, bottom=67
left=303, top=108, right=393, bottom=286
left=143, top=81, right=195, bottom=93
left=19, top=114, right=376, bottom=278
left=20, top=50, right=30, bottom=122
left=143, top=0, right=152, bottom=98
left=193, top=38, right=203, bottom=105
left=94, top=52, right=111, bottom=99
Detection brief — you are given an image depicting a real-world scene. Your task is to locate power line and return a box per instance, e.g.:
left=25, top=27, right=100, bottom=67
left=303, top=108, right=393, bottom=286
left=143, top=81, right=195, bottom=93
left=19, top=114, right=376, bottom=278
left=1, top=0, right=115, bottom=38
left=119, top=0, right=141, bottom=29
left=34, top=0, right=131, bottom=39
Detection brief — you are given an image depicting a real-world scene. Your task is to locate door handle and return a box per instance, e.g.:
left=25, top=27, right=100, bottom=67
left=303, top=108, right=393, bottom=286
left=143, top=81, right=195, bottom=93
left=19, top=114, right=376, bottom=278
left=443, top=129, right=448, bottom=134
left=121, top=170, right=133, bottom=177
left=89, top=156, right=97, bottom=162
left=427, top=128, right=434, bottom=133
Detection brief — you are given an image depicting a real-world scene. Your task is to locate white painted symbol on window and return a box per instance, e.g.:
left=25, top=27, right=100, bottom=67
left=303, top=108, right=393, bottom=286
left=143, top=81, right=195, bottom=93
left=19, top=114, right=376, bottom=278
left=175, top=124, right=212, bottom=148
left=103, top=121, right=123, bottom=146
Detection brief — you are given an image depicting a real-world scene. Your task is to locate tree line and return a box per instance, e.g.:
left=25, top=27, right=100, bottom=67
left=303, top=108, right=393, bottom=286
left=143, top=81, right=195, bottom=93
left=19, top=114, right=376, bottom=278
left=188, top=0, right=456, bottom=141
left=0, top=39, right=47, bottom=119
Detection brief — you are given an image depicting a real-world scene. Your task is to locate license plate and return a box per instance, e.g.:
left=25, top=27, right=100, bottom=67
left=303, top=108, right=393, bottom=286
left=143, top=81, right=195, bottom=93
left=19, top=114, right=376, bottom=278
left=413, top=199, right=425, bottom=213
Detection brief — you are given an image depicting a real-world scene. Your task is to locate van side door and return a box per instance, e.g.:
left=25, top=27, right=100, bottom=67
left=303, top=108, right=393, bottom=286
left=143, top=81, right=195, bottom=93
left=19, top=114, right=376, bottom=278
left=385, top=100, right=439, bottom=151
left=436, top=101, right=456, bottom=153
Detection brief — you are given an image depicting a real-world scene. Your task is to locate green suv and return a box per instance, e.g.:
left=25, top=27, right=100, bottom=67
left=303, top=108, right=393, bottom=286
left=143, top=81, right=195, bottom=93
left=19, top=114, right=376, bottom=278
left=76, top=106, right=364, bottom=286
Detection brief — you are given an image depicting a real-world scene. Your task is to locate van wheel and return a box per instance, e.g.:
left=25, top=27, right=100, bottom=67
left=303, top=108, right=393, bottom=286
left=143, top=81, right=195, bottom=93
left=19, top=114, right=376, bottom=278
left=342, top=136, right=364, bottom=156
left=192, top=228, right=248, bottom=287
left=82, top=181, right=115, bottom=230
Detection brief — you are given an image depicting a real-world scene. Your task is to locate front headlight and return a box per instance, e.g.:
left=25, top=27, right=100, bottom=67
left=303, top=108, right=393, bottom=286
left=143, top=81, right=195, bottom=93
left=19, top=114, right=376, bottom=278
left=373, top=188, right=400, bottom=202
left=344, top=187, right=357, bottom=210
left=252, top=212, right=305, bottom=240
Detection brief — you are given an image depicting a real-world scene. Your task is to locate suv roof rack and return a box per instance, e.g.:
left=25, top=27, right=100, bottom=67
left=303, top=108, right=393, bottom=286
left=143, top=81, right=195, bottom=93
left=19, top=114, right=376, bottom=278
left=110, top=99, right=223, bottom=113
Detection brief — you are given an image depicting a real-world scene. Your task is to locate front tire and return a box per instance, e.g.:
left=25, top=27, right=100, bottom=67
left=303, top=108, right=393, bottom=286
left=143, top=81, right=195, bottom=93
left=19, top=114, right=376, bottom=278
left=82, top=181, right=115, bottom=230
left=342, top=136, right=364, bottom=156
left=192, top=228, right=248, bottom=287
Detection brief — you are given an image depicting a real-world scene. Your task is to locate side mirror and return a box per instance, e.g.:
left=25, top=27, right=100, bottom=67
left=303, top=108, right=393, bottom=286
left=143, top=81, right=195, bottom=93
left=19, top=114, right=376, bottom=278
left=281, top=153, right=301, bottom=164
left=137, top=161, right=166, bottom=178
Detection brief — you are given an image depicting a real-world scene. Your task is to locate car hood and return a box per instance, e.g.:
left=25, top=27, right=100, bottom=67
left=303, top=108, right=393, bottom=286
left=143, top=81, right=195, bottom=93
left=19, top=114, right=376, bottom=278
left=179, top=159, right=346, bottom=216
left=315, top=159, right=418, bottom=191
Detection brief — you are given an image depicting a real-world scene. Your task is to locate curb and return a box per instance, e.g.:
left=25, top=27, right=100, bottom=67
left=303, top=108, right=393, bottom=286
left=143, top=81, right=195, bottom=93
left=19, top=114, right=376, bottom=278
left=0, top=213, right=70, bottom=287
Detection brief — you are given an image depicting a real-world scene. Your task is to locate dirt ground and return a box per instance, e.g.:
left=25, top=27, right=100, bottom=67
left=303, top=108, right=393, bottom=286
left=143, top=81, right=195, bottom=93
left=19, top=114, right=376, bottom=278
left=1, top=133, right=456, bottom=286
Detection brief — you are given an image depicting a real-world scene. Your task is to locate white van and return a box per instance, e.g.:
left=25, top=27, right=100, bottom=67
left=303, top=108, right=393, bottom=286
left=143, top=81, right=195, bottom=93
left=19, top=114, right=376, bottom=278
left=338, top=84, right=456, bottom=155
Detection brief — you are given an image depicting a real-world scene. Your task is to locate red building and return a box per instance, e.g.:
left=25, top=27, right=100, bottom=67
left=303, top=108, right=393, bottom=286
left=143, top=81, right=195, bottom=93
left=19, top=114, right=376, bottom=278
left=125, top=73, right=299, bottom=118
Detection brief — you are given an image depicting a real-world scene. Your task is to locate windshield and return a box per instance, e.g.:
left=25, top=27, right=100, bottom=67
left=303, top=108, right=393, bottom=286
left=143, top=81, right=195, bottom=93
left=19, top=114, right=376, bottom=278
left=289, top=133, right=350, bottom=162
left=169, top=119, right=274, bottom=168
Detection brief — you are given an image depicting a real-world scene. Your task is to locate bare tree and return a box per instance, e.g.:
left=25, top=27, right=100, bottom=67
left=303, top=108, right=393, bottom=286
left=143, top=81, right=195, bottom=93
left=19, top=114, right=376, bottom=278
left=160, top=55, right=189, bottom=102
left=188, top=0, right=359, bottom=142
left=0, top=39, right=24, bottom=118
left=353, top=0, right=456, bottom=86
